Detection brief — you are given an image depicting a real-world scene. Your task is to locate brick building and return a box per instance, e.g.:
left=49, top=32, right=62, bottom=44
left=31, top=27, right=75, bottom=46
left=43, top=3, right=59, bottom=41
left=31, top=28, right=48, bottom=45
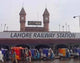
left=19, top=7, right=49, bottom=32
left=0, top=7, right=80, bottom=50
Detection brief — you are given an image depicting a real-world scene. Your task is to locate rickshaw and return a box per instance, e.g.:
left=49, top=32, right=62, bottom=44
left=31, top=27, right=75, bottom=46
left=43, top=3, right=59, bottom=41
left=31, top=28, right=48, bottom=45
left=58, top=48, right=70, bottom=59
left=73, top=48, right=80, bottom=58
left=11, top=47, right=25, bottom=60
left=42, top=48, right=48, bottom=60
left=31, top=49, right=40, bottom=60
left=48, top=48, right=54, bottom=59
left=1, top=48, right=9, bottom=61
left=42, top=48, right=54, bottom=60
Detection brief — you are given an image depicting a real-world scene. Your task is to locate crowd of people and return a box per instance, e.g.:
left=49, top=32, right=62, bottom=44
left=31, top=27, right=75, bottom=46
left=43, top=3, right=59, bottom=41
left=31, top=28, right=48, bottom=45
left=31, top=48, right=54, bottom=60
left=0, top=47, right=31, bottom=63
left=0, top=47, right=54, bottom=63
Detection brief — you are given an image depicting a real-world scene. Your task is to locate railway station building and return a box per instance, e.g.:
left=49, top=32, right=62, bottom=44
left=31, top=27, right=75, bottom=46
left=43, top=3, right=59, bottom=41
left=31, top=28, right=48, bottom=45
left=0, top=7, right=80, bottom=50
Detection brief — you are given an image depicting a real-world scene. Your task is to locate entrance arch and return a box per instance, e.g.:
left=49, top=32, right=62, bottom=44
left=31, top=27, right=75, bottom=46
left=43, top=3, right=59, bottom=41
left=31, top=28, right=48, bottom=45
left=35, top=44, right=50, bottom=50
left=0, top=45, right=9, bottom=50
left=54, top=44, right=68, bottom=55
left=73, top=45, right=79, bottom=48
left=55, top=44, right=68, bottom=49
left=16, top=44, right=30, bottom=49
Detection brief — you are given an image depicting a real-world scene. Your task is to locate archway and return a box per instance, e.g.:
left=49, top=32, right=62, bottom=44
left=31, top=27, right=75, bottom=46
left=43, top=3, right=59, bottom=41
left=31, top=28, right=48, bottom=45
left=1, top=45, right=9, bottom=50
left=35, top=44, right=50, bottom=50
left=55, top=44, right=68, bottom=49
left=54, top=44, right=68, bottom=55
left=16, top=44, right=30, bottom=49
left=73, top=45, right=79, bottom=48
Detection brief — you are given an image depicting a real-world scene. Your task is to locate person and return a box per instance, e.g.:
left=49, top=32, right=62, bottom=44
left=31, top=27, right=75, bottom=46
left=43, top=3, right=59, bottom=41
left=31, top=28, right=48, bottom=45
left=48, top=49, right=51, bottom=58
left=48, top=48, right=54, bottom=59
left=39, top=48, right=43, bottom=59
left=12, top=49, right=17, bottom=63
left=29, top=49, right=31, bottom=63
left=33, top=49, right=38, bottom=59
left=25, top=48, right=31, bottom=63
left=9, top=49, right=12, bottom=63
left=66, top=49, right=70, bottom=58
left=36, top=50, right=40, bottom=59
left=0, top=50, right=4, bottom=62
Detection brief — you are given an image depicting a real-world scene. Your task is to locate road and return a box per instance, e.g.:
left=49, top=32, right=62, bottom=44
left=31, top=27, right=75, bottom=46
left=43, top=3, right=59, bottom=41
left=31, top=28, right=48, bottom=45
left=32, top=58, right=80, bottom=63
left=0, top=58, right=80, bottom=63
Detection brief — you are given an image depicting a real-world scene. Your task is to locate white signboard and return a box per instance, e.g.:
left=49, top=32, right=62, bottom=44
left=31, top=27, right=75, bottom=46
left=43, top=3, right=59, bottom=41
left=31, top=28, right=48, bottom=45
left=0, top=32, right=77, bottom=39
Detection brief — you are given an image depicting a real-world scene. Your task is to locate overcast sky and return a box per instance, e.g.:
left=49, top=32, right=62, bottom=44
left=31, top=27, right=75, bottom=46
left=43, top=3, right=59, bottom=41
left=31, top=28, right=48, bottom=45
left=0, top=0, right=80, bottom=32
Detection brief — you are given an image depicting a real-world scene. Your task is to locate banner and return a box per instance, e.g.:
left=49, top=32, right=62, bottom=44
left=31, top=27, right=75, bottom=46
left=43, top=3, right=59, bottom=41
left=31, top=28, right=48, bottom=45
left=0, top=32, right=77, bottom=39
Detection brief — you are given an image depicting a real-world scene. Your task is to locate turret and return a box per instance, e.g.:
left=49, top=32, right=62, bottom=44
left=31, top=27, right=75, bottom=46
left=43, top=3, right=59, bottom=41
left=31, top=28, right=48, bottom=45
left=43, top=8, right=49, bottom=31
left=19, top=7, right=26, bottom=31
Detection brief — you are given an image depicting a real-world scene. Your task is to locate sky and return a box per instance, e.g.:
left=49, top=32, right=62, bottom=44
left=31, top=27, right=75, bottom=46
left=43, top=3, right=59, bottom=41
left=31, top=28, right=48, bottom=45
left=0, top=0, right=80, bottom=32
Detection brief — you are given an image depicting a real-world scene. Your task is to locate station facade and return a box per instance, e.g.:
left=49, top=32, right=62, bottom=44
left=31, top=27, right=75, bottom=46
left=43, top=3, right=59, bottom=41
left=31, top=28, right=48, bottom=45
left=0, top=7, right=80, bottom=50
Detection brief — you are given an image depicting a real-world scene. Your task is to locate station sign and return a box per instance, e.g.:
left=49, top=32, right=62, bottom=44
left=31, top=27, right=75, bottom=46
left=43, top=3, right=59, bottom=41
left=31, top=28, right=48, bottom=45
left=0, top=32, right=77, bottom=39
left=28, top=21, right=42, bottom=25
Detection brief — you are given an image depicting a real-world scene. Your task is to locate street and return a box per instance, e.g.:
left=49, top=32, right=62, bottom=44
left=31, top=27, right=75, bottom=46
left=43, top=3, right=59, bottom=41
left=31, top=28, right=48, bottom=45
left=0, top=58, right=80, bottom=63
left=32, top=58, right=80, bottom=63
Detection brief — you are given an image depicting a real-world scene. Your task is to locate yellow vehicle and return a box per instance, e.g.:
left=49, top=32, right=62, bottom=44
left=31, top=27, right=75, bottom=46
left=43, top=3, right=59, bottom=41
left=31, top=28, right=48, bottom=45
left=11, top=47, right=25, bottom=60
left=58, top=48, right=71, bottom=59
left=58, top=48, right=66, bottom=58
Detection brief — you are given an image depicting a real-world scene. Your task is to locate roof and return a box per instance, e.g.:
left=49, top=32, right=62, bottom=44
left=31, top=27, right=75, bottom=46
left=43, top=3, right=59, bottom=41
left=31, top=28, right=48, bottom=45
left=25, top=27, right=45, bottom=32
left=19, top=7, right=26, bottom=15
left=43, top=8, right=49, bottom=16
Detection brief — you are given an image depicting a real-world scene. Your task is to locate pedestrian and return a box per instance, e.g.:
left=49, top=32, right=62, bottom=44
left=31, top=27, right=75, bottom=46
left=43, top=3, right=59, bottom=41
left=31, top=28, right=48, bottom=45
left=37, top=50, right=40, bottom=59
left=34, top=49, right=37, bottom=59
left=39, top=48, right=43, bottom=59
left=0, top=50, right=4, bottom=62
left=12, top=49, right=17, bottom=63
left=49, top=48, right=54, bottom=59
left=25, top=48, right=31, bottom=63
left=9, top=49, right=12, bottom=63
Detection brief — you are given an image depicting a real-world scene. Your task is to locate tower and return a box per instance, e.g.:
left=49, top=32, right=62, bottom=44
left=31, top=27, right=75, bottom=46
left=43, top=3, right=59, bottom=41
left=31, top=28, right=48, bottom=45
left=19, top=7, right=26, bottom=31
left=43, top=8, right=49, bottom=31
